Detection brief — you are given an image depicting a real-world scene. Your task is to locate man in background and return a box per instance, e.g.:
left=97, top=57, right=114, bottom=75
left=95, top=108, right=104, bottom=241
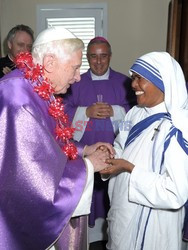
left=0, top=24, right=34, bottom=78
left=64, top=36, right=136, bottom=247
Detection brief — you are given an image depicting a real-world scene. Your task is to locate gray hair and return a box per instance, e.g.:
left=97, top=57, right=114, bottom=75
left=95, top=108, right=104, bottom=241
left=7, top=24, right=34, bottom=42
left=32, top=38, right=84, bottom=65
left=87, top=38, right=112, bottom=56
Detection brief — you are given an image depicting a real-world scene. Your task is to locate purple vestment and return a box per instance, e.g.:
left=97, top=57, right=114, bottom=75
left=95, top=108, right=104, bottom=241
left=64, top=68, right=136, bottom=226
left=0, top=69, right=87, bottom=250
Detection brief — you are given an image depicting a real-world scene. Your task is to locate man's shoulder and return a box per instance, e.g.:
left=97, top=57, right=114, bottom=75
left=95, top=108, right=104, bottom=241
left=0, top=70, right=45, bottom=112
left=80, top=71, right=90, bottom=81
left=0, top=55, right=12, bottom=65
left=0, top=55, right=9, bottom=61
left=0, top=69, right=22, bottom=82
left=0, top=55, right=15, bottom=78
left=110, top=68, right=130, bottom=79
left=0, top=69, right=31, bottom=99
left=110, top=68, right=131, bottom=84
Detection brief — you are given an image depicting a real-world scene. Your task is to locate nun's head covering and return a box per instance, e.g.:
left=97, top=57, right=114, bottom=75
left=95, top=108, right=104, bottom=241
left=129, top=54, right=165, bottom=92
left=33, top=26, right=76, bottom=48
left=130, top=51, right=188, bottom=140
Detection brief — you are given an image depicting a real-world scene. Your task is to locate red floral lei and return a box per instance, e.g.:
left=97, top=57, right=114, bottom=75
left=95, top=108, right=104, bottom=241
left=15, top=52, right=78, bottom=160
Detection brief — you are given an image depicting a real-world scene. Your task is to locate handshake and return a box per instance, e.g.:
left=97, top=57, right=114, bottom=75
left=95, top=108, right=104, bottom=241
left=83, top=142, right=115, bottom=173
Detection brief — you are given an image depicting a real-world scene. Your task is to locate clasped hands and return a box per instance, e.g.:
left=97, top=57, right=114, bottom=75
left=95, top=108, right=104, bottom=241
left=84, top=142, right=134, bottom=174
left=86, top=103, right=114, bottom=119
left=84, top=142, right=114, bottom=172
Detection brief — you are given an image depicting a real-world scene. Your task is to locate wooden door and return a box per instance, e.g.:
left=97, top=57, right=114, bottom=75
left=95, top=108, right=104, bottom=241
left=167, top=0, right=188, bottom=81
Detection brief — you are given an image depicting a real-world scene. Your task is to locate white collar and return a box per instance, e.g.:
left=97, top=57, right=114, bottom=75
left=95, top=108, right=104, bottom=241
left=144, top=102, right=167, bottom=115
left=90, top=68, right=110, bottom=80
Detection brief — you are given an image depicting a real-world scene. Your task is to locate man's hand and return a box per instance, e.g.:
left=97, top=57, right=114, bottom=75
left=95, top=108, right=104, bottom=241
left=100, top=158, right=134, bottom=175
left=86, top=103, right=114, bottom=119
left=84, top=142, right=115, bottom=158
left=2, top=66, right=12, bottom=75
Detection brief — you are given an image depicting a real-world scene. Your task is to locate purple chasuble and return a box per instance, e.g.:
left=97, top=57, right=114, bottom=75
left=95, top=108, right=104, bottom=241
left=64, top=68, right=136, bottom=226
left=0, top=69, right=87, bottom=250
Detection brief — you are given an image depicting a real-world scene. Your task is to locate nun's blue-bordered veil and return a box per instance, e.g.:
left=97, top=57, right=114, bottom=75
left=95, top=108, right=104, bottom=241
left=129, top=52, right=188, bottom=142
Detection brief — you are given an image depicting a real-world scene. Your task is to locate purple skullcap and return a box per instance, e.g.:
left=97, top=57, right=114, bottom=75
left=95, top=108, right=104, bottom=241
left=87, top=36, right=112, bottom=54
left=89, top=36, right=109, bottom=43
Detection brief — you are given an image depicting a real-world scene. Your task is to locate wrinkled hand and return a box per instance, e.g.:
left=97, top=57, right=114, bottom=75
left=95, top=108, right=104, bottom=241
left=100, top=158, right=134, bottom=175
left=86, top=149, right=110, bottom=172
left=86, top=103, right=114, bottom=119
left=2, top=66, right=12, bottom=75
left=83, top=142, right=115, bottom=158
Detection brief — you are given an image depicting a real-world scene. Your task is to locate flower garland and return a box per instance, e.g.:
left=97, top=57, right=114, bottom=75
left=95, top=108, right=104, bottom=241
left=15, top=52, right=78, bottom=160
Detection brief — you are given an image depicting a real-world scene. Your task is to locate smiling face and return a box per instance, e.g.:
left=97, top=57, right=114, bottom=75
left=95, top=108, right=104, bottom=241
left=87, top=43, right=111, bottom=76
left=44, top=49, right=83, bottom=94
left=131, top=73, right=164, bottom=107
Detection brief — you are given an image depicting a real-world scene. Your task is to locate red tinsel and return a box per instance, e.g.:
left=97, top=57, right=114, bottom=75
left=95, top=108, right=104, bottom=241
left=49, top=97, right=64, bottom=119
left=62, top=142, right=78, bottom=160
left=14, top=52, right=78, bottom=160
left=15, top=52, right=33, bottom=69
left=34, top=81, right=54, bottom=100
left=55, top=125, right=75, bottom=141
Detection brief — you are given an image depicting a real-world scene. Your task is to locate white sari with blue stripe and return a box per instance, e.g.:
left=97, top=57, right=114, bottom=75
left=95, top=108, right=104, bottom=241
left=107, top=52, right=188, bottom=250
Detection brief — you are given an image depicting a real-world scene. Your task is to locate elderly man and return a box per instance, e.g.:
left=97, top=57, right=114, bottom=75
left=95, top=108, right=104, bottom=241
left=64, top=36, right=136, bottom=245
left=0, top=27, right=113, bottom=250
left=0, top=24, right=34, bottom=78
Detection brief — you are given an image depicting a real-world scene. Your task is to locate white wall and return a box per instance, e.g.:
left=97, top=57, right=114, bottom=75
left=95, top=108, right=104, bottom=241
left=0, top=0, right=170, bottom=75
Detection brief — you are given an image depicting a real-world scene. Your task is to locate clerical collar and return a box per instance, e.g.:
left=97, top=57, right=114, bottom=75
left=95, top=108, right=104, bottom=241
left=8, top=54, right=14, bottom=62
left=90, top=68, right=110, bottom=80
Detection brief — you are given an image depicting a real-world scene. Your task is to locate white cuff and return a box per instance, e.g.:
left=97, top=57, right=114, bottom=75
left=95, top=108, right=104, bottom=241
left=72, top=158, right=94, bottom=217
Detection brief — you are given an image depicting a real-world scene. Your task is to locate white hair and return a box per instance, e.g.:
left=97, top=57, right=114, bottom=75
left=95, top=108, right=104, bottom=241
left=32, top=38, right=84, bottom=65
